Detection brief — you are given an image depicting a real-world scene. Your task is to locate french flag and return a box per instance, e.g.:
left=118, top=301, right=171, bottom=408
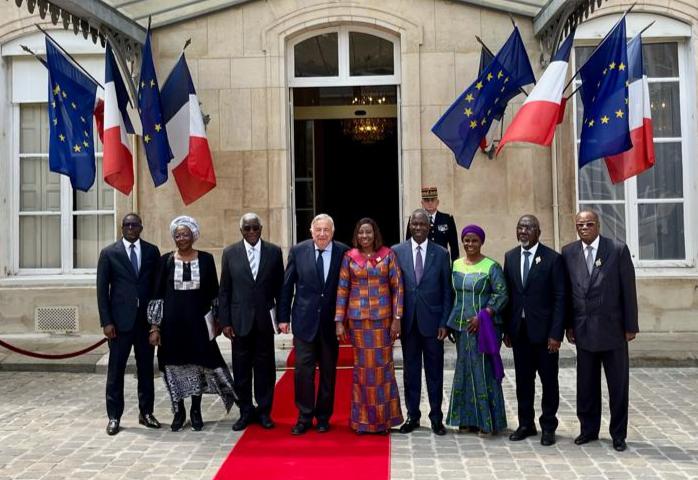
left=102, top=43, right=134, bottom=195
left=604, top=34, right=655, bottom=183
left=101, top=43, right=135, bottom=195
left=497, top=32, right=574, bottom=155
left=161, top=54, right=216, bottom=205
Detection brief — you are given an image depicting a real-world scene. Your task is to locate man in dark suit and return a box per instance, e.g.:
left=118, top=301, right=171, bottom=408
left=406, top=186, right=459, bottom=264
left=394, top=209, right=452, bottom=435
left=278, top=214, right=349, bottom=435
left=503, top=214, right=565, bottom=446
left=219, top=212, right=284, bottom=431
left=562, top=210, right=638, bottom=452
left=96, top=213, right=161, bottom=436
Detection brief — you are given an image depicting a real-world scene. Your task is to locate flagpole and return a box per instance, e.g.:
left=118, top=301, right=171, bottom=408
left=19, top=44, right=47, bottom=67
left=561, top=2, right=636, bottom=94
left=475, top=36, right=529, bottom=97
left=565, top=19, right=654, bottom=101
left=35, top=24, right=104, bottom=90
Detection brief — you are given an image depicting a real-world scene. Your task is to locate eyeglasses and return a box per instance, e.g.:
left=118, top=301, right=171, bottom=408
left=575, top=222, right=596, bottom=228
left=242, top=225, right=261, bottom=232
left=122, top=222, right=142, bottom=229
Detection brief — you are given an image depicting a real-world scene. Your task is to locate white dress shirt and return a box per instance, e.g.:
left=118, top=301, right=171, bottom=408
left=520, top=242, right=539, bottom=283
left=410, top=238, right=428, bottom=272
left=122, top=238, right=141, bottom=271
left=581, top=236, right=600, bottom=261
left=244, top=239, right=261, bottom=277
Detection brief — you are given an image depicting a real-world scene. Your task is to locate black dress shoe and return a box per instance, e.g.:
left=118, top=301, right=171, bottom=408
left=291, top=421, right=311, bottom=435
left=232, top=415, right=251, bottom=431
left=509, top=425, right=538, bottom=441
left=138, top=413, right=161, bottom=429
left=258, top=414, right=275, bottom=429
left=171, top=410, right=186, bottom=432
left=190, top=409, right=204, bottom=431
left=316, top=421, right=330, bottom=433
left=612, top=438, right=627, bottom=452
left=574, top=433, right=599, bottom=445
left=431, top=421, right=447, bottom=436
left=106, top=419, right=120, bottom=436
left=399, top=417, right=420, bottom=434
left=541, top=431, right=556, bottom=446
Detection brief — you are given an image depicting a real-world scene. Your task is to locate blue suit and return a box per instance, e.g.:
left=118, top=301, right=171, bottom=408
left=278, top=239, right=349, bottom=424
left=392, top=239, right=452, bottom=423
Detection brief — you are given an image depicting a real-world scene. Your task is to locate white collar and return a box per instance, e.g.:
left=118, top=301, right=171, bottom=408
left=411, top=237, right=428, bottom=251
left=244, top=239, right=260, bottom=252
left=582, top=236, right=600, bottom=252
left=520, top=242, right=539, bottom=258
left=122, top=238, right=141, bottom=250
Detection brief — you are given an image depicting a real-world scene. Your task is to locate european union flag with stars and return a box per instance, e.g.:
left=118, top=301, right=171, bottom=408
left=45, top=38, right=98, bottom=191
left=138, top=26, right=172, bottom=187
left=432, top=27, right=535, bottom=169
left=578, top=17, right=631, bottom=167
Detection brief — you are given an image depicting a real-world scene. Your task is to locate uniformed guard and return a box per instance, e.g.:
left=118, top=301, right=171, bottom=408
left=406, top=186, right=459, bottom=264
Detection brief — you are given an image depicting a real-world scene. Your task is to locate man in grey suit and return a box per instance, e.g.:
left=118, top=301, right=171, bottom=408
left=393, top=209, right=452, bottom=435
left=562, top=210, right=638, bottom=452
left=97, top=213, right=161, bottom=435
left=278, top=214, right=349, bottom=435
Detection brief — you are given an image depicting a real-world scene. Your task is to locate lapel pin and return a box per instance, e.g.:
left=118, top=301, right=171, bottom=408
left=595, top=258, right=602, bottom=267
left=535, top=256, right=541, bottom=264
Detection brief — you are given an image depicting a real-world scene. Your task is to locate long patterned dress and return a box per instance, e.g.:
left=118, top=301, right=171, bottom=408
left=335, top=246, right=404, bottom=433
left=446, top=256, right=508, bottom=433
left=148, top=251, right=237, bottom=414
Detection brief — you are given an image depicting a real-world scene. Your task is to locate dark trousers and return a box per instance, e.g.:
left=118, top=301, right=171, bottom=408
left=576, top=344, right=629, bottom=440
left=400, top=322, right=444, bottom=423
left=512, top=331, right=559, bottom=432
left=232, top=325, right=276, bottom=417
left=105, top=319, right=155, bottom=420
left=293, top=333, right=339, bottom=424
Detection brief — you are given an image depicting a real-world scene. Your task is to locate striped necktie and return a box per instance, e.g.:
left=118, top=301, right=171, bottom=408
left=248, top=247, right=258, bottom=279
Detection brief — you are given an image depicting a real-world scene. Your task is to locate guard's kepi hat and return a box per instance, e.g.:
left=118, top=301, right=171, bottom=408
left=421, top=186, right=438, bottom=199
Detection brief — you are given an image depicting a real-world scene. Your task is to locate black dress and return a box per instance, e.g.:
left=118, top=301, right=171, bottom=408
left=148, top=251, right=237, bottom=413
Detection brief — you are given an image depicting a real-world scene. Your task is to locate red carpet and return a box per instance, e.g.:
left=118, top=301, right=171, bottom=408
left=214, top=345, right=391, bottom=480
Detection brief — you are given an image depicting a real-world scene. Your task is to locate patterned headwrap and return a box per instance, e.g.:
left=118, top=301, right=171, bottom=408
left=460, top=224, right=485, bottom=243
left=170, top=215, right=200, bottom=241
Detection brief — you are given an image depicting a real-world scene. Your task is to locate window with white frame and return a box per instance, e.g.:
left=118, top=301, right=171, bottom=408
left=573, top=21, right=693, bottom=266
left=16, top=102, right=115, bottom=273
left=288, top=26, right=400, bottom=87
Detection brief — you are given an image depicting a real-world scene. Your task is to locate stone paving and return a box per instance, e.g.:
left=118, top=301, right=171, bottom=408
left=0, top=368, right=697, bottom=479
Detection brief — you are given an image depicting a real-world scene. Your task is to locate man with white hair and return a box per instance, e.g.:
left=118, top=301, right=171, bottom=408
left=278, top=214, right=349, bottom=435
left=219, top=213, right=284, bottom=431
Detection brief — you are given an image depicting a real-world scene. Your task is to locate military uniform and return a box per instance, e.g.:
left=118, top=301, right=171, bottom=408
left=406, top=187, right=460, bottom=264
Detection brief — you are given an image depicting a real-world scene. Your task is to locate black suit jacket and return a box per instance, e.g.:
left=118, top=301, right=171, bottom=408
left=218, top=239, right=284, bottom=337
left=96, top=239, right=160, bottom=332
left=503, top=243, right=566, bottom=344
left=406, top=211, right=459, bottom=264
left=561, top=236, right=639, bottom=352
left=277, top=239, right=349, bottom=343
left=392, top=240, right=452, bottom=336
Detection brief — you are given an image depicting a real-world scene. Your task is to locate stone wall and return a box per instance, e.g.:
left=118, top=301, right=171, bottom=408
left=0, top=0, right=697, bottom=333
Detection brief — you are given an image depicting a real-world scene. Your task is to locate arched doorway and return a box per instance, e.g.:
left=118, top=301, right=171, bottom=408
left=288, top=26, right=401, bottom=246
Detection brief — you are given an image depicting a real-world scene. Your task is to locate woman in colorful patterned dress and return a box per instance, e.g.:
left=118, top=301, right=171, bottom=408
left=446, top=224, right=508, bottom=435
left=335, top=217, right=404, bottom=434
left=148, top=216, right=237, bottom=432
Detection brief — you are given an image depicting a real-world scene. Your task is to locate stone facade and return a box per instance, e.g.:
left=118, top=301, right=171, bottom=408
left=0, top=0, right=696, bottom=333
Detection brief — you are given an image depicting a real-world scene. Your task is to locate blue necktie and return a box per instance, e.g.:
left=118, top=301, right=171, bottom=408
left=316, top=249, right=325, bottom=289
left=129, top=244, right=139, bottom=276
left=522, top=250, right=531, bottom=286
